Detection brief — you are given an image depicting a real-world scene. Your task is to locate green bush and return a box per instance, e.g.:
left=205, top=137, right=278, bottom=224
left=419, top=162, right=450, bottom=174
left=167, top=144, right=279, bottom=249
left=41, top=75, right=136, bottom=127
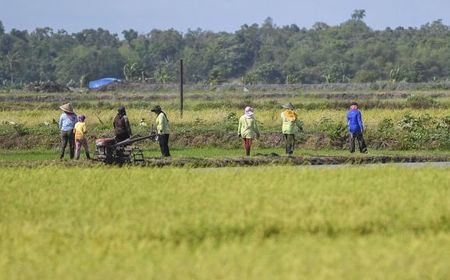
left=370, top=118, right=396, bottom=149
left=353, top=70, right=378, bottom=83
left=406, top=95, right=438, bottom=109
left=396, top=113, right=448, bottom=149
left=315, top=117, right=347, bottom=148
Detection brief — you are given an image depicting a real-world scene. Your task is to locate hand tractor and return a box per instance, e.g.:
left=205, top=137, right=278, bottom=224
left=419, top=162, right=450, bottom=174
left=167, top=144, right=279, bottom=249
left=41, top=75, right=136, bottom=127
left=94, top=132, right=157, bottom=164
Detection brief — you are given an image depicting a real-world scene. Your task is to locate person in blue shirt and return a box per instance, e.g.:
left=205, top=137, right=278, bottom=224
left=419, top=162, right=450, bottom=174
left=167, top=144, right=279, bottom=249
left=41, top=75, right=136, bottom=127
left=59, top=103, right=77, bottom=159
left=347, top=102, right=367, bottom=153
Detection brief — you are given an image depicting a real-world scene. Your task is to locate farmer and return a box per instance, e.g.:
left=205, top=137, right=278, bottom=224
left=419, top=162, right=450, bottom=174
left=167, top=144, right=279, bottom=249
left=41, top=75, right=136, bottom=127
left=347, top=102, right=367, bottom=153
left=113, top=106, right=132, bottom=142
left=151, top=105, right=171, bottom=157
left=74, top=115, right=91, bottom=160
left=59, top=103, right=77, bottom=160
left=280, top=102, right=303, bottom=155
left=238, top=106, right=260, bottom=156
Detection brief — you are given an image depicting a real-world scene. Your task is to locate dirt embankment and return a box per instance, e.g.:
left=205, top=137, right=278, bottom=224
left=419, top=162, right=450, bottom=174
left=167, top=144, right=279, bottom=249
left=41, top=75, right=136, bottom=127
left=0, top=131, right=324, bottom=150
left=141, top=155, right=450, bottom=168
left=1, top=155, right=449, bottom=168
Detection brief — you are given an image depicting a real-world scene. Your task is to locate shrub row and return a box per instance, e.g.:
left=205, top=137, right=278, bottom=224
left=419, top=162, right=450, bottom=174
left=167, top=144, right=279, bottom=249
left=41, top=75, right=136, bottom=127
left=1, top=114, right=448, bottom=150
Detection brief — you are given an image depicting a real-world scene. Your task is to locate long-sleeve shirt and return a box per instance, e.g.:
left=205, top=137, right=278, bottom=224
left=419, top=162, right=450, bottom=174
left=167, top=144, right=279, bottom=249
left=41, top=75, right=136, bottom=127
left=281, top=110, right=303, bottom=134
left=156, top=112, right=170, bottom=134
left=347, top=109, right=364, bottom=133
left=59, top=112, right=77, bottom=132
left=238, top=115, right=260, bottom=139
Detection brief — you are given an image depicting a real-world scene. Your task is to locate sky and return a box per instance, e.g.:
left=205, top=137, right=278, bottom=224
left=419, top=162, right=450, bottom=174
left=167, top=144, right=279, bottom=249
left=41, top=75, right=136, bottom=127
left=1, top=0, right=450, bottom=35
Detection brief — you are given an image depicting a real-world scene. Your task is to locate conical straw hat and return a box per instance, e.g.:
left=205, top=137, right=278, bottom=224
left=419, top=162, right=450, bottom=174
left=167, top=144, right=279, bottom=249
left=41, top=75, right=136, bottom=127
left=59, top=103, right=74, bottom=113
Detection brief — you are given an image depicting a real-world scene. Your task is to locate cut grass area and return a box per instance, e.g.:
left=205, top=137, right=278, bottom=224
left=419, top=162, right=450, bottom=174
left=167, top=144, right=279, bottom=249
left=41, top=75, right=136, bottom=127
left=1, top=147, right=449, bottom=161
left=0, top=166, right=449, bottom=279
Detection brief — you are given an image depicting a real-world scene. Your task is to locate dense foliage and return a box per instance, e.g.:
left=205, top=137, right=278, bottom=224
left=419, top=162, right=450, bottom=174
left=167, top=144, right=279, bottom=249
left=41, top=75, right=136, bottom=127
left=1, top=10, right=450, bottom=86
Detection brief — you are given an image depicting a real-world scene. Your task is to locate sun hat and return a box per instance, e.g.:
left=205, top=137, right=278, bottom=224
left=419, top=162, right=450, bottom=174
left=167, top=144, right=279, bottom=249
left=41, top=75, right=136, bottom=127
left=59, top=103, right=74, bottom=113
left=281, top=102, right=295, bottom=110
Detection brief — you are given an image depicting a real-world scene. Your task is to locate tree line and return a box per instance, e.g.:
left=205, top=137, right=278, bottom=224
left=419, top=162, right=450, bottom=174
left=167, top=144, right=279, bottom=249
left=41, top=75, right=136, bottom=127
left=1, top=10, right=450, bottom=87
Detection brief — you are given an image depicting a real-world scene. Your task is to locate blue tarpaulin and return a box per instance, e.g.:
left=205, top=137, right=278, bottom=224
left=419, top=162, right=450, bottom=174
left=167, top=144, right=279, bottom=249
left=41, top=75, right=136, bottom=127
left=88, top=78, right=120, bottom=89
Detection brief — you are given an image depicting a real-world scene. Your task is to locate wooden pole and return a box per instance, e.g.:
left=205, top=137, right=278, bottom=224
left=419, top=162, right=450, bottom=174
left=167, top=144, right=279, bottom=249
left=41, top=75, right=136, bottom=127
left=180, top=59, right=184, bottom=119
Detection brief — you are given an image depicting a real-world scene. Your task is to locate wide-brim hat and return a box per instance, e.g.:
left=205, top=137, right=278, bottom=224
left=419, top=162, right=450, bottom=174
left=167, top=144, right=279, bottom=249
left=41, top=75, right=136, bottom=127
left=151, top=105, right=162, bottom=112
left=59, top=103, right=74, bottom=113
left=281, top=102, right=295, bottom=110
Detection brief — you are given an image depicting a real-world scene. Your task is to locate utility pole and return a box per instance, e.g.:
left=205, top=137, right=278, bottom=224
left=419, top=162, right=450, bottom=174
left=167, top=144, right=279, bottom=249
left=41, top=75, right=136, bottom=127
left=180, top=59, right=184, bottom=118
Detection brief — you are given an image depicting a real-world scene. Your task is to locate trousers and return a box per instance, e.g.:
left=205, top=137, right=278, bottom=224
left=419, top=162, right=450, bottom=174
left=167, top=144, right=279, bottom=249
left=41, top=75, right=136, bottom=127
left=158, top=134, right=171, bottom=157
left=284, top=134, right=295, bottom=155
left=243, top=138, right=253, bottom=156
left=60, top=130, right=75, bottom=159
left=349, top=132, right=367, bottom=153
left=75, top=139, right=91, bottom=160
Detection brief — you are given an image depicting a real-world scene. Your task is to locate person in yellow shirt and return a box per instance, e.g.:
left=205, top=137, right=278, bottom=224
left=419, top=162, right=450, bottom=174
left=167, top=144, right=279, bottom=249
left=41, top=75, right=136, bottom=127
left=73, top=115, right=91, bottom=160
left=151, top=105, right=171, bottom=157
left=281, top=103, right=303, bottom=155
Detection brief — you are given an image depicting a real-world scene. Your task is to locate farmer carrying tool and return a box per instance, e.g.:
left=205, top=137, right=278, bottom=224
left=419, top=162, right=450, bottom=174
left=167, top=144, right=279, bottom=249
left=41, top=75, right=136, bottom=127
left=113, top=106, right=132, bottom=142
left=238, top=106, right=260, bottom=156
left=59, top=103, right=77, bottom=160
left=280, top=102, right=303, bottom=155
left=347, top=102, right=367, bottom=153
left=151, top=105, right=171, bottom=157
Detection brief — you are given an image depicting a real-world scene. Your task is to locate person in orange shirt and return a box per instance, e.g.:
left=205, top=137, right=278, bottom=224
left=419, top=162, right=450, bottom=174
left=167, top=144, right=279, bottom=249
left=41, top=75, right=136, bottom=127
left=73, top=115, right=91, bottom=160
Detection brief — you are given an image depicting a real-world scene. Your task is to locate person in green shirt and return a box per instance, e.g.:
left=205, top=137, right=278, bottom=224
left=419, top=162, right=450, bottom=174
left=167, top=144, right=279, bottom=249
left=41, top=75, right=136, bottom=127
left=280, top=103, right=303, bottom=155
left=151, top=105, right=171, bottom=157
left=238, top=106, right=260, bottom=156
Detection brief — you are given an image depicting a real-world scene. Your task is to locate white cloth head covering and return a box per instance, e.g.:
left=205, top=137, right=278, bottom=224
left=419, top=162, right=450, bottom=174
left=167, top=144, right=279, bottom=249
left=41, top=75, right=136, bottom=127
left=244, top=106, right=254, bottom=118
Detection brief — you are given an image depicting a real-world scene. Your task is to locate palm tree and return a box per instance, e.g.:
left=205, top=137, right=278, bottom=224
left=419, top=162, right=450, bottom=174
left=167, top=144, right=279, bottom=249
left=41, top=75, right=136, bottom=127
left=351, top=9, right=366, bottom=21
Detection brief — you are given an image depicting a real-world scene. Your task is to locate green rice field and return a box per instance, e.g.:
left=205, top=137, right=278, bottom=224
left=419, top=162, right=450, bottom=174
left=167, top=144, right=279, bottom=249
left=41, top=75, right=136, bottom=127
left=0, top=165, right=449, bottom=279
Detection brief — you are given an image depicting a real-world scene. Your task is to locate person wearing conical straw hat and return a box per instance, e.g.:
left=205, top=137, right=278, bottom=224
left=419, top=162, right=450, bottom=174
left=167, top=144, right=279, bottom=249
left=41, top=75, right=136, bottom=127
left=280, top=102, right=303, bottom=155
left=59, top=103, right=77, bottom=160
